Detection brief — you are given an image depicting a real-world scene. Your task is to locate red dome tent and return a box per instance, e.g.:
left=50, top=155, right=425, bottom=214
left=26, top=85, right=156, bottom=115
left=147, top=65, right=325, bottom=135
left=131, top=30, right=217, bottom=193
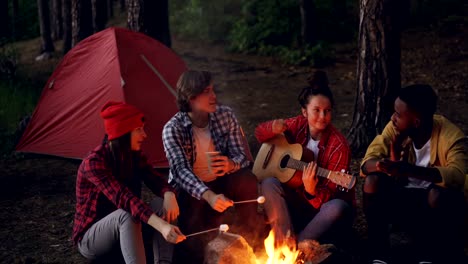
left=16, top=27, right=187, bottom=167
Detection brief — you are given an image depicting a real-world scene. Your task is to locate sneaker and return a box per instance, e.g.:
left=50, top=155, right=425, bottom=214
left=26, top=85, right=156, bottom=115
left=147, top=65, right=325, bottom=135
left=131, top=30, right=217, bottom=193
left=372, top=260, right=389, bottom=264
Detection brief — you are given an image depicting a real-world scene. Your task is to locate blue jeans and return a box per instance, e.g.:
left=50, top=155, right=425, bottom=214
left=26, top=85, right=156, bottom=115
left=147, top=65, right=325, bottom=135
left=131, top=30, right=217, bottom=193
left=78, top=197, right=172, bottom=264
left=261, top=177, right=353, bottom=244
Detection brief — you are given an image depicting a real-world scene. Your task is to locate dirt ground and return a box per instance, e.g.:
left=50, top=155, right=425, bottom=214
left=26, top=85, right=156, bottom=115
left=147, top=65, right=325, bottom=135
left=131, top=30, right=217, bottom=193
left=0, top=27, right=467, bottom=264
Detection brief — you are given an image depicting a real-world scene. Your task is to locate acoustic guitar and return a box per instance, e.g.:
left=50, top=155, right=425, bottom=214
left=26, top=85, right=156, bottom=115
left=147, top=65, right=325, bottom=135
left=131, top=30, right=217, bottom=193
left=253, top=134, right=356, bottom=190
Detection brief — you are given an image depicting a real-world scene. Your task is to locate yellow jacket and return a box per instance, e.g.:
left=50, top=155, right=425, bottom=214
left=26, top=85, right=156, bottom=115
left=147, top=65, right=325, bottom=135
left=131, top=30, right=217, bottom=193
left=361, top=115, right=467, bottom=193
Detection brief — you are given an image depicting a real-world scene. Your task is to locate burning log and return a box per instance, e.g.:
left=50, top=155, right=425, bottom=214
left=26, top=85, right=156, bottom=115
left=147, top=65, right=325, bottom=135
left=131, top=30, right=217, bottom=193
left=298, top=239, right=335, bottom=264
left=204, top=232, right=257, bottom=264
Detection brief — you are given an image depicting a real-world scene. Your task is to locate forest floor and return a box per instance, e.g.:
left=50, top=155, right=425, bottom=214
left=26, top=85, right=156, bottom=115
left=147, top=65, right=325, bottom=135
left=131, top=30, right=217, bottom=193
left=0, top=24, right=467, bottom=263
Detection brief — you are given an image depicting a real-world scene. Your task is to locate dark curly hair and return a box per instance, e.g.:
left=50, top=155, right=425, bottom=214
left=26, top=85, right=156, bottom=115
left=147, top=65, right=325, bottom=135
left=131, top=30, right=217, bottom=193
left=398, top=84, right=437, bottom=120
left=298, top=70, right=334, bottom=108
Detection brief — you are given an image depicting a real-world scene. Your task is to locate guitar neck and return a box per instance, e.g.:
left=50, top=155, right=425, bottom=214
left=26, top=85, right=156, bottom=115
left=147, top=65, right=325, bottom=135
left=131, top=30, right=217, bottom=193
left=287, top=158, right=331, bottom=179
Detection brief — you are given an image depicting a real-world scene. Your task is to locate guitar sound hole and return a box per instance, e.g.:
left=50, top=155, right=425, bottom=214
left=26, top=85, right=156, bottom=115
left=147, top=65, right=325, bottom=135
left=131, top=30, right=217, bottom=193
left=280, top=155, right=290, bottom=169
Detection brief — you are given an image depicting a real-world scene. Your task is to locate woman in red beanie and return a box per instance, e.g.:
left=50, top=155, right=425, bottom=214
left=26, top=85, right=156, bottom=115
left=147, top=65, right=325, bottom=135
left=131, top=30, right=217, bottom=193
left=72, top=101, right=185, bottom=264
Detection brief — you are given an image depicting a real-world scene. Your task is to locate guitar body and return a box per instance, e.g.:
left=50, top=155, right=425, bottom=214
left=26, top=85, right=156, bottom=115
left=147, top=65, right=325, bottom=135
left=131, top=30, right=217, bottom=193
left=253, top=134, right=356, bottom=190
left=253, top=135, right=313, bottom=189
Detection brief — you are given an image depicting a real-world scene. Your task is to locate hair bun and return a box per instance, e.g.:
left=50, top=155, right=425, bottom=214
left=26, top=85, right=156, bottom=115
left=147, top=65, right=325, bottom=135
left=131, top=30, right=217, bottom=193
left=307, top=70, right=329, bottom=89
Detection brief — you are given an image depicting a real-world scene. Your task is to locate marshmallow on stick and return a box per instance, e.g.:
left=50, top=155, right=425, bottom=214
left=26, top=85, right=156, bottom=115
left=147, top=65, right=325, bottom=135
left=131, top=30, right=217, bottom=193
left=186, top=224, right=230, bottom=238
left=234, top=196, right=266, bottom=204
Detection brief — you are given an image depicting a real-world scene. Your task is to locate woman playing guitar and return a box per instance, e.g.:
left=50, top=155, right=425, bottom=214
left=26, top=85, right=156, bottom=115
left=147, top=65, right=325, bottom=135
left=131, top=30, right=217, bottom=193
left=254, top=71, right=355, bottom=255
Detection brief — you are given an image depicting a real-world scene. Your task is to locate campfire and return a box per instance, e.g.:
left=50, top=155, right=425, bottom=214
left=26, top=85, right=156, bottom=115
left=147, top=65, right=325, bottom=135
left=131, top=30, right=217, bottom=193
left=259, top=230, right=300, bottom=264
left=204, top=227, right=301, bottom=264
left=204, top=228, right=334, bottom=264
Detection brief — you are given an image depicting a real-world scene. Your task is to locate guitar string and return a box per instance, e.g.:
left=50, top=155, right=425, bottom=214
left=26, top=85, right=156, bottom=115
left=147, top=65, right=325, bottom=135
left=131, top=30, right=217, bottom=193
left=287, top=158, right=349, bottom=187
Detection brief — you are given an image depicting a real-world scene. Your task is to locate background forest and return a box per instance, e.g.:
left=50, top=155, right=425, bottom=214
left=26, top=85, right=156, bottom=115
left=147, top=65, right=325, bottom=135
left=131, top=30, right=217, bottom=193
left=0, top=0, right=467, bottom=263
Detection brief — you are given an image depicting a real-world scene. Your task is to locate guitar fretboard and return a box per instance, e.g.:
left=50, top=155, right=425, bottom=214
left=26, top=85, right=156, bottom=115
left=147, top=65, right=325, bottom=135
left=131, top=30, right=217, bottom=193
left=287, top=158, right=331, bottom=179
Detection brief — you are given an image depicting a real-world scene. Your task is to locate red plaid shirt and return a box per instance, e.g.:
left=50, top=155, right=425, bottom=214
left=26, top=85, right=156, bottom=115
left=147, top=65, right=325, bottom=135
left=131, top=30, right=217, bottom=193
left=72, top=144, right=173, bottom=244
left=255, top=115, right=353, bottom=208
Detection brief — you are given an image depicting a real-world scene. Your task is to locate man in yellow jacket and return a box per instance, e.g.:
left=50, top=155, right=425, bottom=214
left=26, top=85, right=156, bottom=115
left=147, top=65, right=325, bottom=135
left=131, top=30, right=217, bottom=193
left=360, top=84, right=467, bottom=264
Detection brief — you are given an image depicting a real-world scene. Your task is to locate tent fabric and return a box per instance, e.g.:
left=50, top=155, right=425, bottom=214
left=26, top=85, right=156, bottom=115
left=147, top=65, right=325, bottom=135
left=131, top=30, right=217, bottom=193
left=16, top=27, right=187, bottom=167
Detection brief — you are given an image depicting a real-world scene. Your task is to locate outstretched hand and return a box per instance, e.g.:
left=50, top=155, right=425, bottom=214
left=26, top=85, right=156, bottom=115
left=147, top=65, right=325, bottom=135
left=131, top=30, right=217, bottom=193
left=203, top=190, right=233, bottom=212
left=160, top=223, right=186, bottom=244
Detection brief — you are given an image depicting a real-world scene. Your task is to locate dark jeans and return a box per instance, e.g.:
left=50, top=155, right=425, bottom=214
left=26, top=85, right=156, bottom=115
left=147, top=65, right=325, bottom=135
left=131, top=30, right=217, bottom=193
left=261, top=177, right=354, bottom=246
left=363, top=173, right=465, bottom=262
left=174, top=168, right=264, bottom=264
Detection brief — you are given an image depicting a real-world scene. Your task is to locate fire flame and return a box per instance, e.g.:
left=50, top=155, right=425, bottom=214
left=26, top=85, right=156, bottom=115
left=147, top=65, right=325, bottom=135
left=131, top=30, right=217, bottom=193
left=257, top=230, right=299, bottom=264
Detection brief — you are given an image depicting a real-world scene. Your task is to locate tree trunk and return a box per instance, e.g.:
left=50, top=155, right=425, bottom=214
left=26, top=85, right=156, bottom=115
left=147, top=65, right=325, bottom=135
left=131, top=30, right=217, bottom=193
left=0, top=0, right=10, bottom=40
left=120, top=0, right=125, bottom=12
left=126, top=0, right=143, bottom=32
left=298, top=0, right=315, bottom=46
left=72, top=0, right=93, bottom=46
left=62, top=0, right=72, bottom=53
left=144, top=0, right=171, bottom=47
left=51, top=0, right=63, bottom=40
left=107, top=0, right=113, bottom=18
left=37, top=0, right=55, bottom=52
left=92, top=0, right=108, bottom=32
left=126, top=0, right=171, bottom=47
left=347, top=0, right=402, bottom=156
left=11, top=0, right=20, bottom=39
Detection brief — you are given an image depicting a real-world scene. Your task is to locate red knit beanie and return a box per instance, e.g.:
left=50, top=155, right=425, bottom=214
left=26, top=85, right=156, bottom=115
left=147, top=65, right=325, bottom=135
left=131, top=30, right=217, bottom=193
left=100, top=101, right=144, bottom=140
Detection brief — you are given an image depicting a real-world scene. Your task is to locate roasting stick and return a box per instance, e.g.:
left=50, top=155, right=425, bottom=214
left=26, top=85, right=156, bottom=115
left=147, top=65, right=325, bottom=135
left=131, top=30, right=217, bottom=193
left=186, top=224, right=229, bottom=238
left=233, top=196, right=266, bottom=204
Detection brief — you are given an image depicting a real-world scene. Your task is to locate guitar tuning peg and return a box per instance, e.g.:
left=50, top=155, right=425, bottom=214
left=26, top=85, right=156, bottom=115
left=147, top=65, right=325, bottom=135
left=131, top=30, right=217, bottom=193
left=341, top=169, right=345, bottom=173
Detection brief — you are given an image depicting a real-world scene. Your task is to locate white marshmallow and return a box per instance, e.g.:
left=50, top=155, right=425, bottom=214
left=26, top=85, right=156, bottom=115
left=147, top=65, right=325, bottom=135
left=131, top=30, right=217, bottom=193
left=219, top=224, right=229, bottom=232
left=257, top=196, right=266, bottom=204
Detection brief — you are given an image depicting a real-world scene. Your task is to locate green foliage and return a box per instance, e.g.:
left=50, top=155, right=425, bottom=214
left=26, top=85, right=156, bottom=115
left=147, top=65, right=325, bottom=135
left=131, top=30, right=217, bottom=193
left=255, top=42, right=335, bottom=67
left=226, top=0, right=356, bottom=66
left=0, top=45, right=40, bottom=155
left=169, top=0, right=241, bottom=41
left=228, top=0, right=301, bottom=52
left=0, top=45, right=18, bottom=79
left=0, top=79, right=40, bottom=155
left=313, top=0, right=358, bottom=42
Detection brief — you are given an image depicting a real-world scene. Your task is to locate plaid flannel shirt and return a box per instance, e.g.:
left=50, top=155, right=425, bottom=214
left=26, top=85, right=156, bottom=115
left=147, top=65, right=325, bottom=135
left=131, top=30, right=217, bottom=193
left=72, top=144, right=173, bottom=244
left=163, top=105, right=252, bottom=200
left=255, top=115, right=353, bottom=209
